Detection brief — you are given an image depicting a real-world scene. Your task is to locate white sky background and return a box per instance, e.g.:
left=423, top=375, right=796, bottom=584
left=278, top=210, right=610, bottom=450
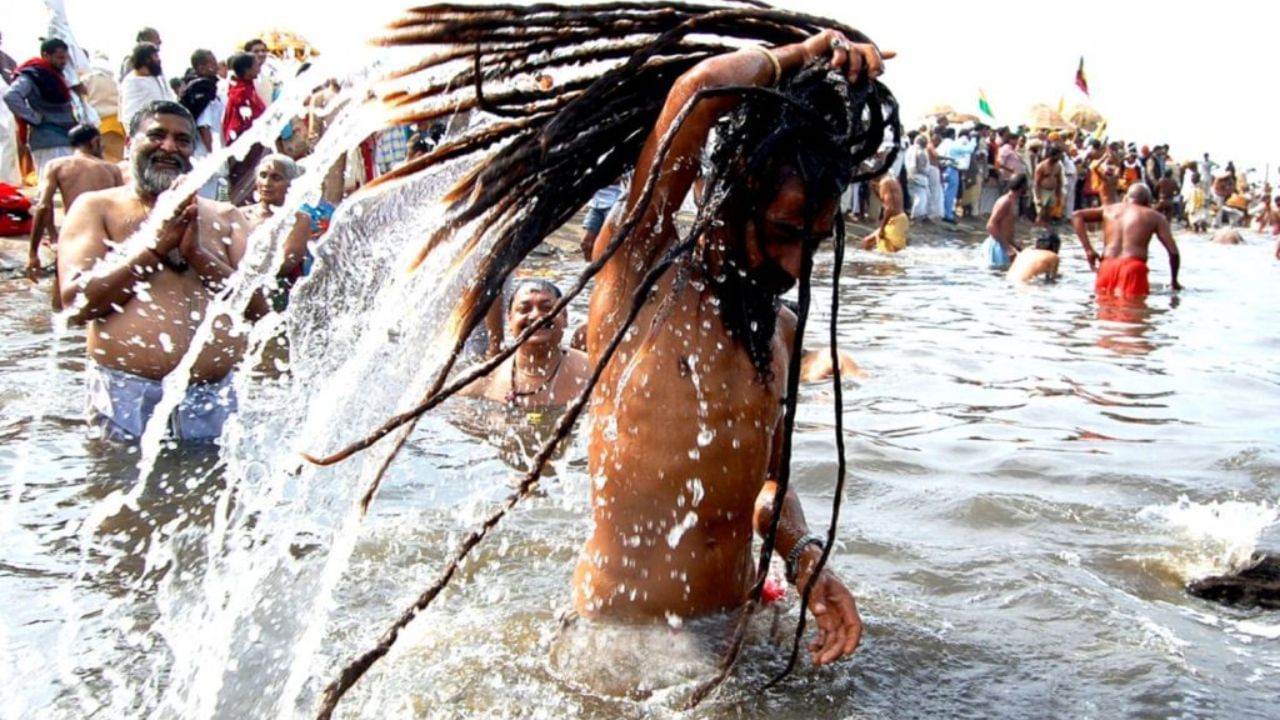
left=6, top=0, right=1278, bottom=178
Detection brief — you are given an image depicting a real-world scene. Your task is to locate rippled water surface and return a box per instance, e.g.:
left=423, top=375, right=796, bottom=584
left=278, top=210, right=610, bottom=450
left=1, top=225, right=1277, bottom=719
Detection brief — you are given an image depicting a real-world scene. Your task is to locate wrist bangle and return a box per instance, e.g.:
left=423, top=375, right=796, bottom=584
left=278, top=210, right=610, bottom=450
left=748, top=46, right=782, bottom=86
left=785, top=533, right=825, bottom=584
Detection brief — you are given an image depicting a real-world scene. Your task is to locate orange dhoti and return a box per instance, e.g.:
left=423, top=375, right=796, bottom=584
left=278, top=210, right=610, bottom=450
left=1095, top=257, right=1149, bottom=298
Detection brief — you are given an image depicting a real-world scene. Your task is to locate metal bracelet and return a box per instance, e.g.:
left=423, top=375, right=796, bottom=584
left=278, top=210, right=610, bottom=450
left=785, top=533, right=825, bottom=584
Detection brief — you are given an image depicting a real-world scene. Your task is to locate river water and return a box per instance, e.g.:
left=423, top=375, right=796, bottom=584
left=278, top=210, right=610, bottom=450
left=1, top=220, right=1277, bottom=719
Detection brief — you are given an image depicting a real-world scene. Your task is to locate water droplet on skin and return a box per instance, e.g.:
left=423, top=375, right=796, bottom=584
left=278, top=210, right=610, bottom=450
left=666, top=511, right=699, bottom=548
left=697, top=428, right=714, bottom=446
left=687, top=448, right=700, bottom=460
left=687, top=478, right=705, bottom=507
left=665, top=612, right=684, bottom=629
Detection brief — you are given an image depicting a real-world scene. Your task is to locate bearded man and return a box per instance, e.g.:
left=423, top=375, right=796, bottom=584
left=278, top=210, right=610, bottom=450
left=57, top=100, right=264, bottom=443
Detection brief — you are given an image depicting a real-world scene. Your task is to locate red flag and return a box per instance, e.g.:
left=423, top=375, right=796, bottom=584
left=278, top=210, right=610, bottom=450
left=1075, top=56, right=1089, bottom=96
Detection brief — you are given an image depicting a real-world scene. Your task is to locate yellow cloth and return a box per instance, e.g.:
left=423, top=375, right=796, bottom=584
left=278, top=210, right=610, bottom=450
left=99, top=113, right=125, bottom=138
left=1226, top=193, right=1249, bottom=211
left=875, top=213, right=910, bottom=253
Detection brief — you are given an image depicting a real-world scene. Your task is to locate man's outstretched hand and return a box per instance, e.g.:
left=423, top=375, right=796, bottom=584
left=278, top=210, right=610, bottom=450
left=797, top=566, right=863, bottom=666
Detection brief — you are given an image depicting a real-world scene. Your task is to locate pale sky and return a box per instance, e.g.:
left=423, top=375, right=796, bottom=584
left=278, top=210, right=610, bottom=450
left=6, top=0, right=1278, bottom=177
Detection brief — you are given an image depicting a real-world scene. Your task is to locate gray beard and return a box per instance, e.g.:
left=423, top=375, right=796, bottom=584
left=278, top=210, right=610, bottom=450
left=133, top=154, right=189, bottom=196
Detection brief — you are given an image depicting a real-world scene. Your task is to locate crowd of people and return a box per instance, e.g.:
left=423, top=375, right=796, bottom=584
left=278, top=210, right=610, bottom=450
left=864, top=116, right=1276, bottom=255
left=0, top=7, right=1275, bottom=711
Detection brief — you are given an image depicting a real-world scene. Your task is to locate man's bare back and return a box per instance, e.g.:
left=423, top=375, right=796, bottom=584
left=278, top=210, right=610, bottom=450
left=28, top=146, right=123, bottom=282
left=46, top=154, right=124, bottom=214
left=1071, top=184, right=1180, bottom=294
left=987, top=181, right=1023, bottom=249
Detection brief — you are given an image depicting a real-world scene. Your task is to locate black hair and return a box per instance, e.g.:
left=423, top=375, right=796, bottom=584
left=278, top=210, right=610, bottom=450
left=506, top=278, right=562, bottom=313
left=229, top=52, right=256, bottom=79
left=136, top=27, right=160, bottom=43
left=243, top=38, right=266, bottom=52
left=1009, top=172, right=1028, bottom=193
left=190, top=48, right=216, bottom=70
left=128, top=99, right=196, bottom=137
left=1034, top=232, right=1061, bottom=252
left=130, top=42, right=160, bottom=72
left=68, top=123, right=100, bottom=147
left=40, top=38, right=68, bottom=56
left=308, top=5, right=898, bottom=716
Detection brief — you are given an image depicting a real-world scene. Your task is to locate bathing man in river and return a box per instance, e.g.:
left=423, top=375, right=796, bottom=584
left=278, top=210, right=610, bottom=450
left=1072, top=182, right=1181, bottom=298
left=574, top=30, right=892, bottom=666
left=57, top=100, right=264, bottom=442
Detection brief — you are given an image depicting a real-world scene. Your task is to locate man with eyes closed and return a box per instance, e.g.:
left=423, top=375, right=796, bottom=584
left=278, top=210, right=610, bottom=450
left=57, top=100, right=266, bottom=443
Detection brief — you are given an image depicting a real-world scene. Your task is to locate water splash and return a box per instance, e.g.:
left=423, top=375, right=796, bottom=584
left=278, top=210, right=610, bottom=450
left=1138, top=495, right=1279, bottom=581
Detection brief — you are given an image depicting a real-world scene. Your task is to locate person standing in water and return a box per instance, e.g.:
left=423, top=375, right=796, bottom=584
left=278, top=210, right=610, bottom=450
left=1072, top=182, right=1181, bottom=298
left=57, top=101, right=264, bottom=442
left=571, top=29, right=891, bottom=668
left=982, top=172, right=1026, bottom=269
left=27, top=124, right=124, bottom=287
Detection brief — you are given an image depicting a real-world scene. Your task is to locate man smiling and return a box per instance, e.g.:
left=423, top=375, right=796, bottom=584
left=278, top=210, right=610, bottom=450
left=57, top=100, right=265, bottom=442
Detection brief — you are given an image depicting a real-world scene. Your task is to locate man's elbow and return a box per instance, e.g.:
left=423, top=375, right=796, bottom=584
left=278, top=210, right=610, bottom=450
left=752, top=486, right=778, bottom=535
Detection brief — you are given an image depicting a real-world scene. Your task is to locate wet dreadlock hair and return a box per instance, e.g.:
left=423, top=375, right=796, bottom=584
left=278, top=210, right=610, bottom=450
left=697, top=58, right=876, bottom=378
left=309, top=4, right=898, bottom=717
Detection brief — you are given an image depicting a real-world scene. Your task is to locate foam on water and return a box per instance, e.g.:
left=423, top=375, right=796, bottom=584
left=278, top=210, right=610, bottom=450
left=1138, top=495, right=1279, bottom=580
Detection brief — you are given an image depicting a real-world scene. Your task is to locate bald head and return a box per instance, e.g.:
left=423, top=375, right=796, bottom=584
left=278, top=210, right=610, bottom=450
left=1125, top=182, right=1152, bottom=206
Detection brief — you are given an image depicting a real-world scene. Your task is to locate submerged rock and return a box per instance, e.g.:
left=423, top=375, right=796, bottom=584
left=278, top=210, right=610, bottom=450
left=1187, top=552, right=1280, bottom=609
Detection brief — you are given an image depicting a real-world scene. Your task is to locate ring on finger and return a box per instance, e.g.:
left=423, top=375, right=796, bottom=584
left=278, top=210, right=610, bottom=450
left=831, top=37, right=849, bottom=52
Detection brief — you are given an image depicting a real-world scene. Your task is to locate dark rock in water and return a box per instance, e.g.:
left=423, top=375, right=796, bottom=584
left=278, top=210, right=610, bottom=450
left=1187, top=552, right=1280, bottom=609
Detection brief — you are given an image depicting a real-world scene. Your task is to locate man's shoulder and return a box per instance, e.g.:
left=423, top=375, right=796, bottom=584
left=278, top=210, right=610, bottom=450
left=73, top=184, right=131, bottom=208
left=196, top=196, right=246, bottom=221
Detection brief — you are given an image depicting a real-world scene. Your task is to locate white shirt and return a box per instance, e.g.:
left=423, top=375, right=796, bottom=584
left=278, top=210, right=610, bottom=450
left=195, top=95, right=225, bottom=156
left=119, top=72, right=175, bottom=134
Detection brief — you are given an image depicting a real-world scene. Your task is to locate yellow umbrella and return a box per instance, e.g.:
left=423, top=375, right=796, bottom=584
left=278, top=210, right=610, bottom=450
left=1064, top=104, right=1104, bottom=133
left=1027, top=103, right=1073, bottom=132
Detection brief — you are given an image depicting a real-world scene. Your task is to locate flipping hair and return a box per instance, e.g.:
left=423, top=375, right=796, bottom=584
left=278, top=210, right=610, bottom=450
left=307, top=3, right=899, bottom=717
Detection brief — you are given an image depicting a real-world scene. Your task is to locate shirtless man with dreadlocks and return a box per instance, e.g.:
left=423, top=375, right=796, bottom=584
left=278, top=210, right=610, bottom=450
left=574, top=30, right=891, bottom=669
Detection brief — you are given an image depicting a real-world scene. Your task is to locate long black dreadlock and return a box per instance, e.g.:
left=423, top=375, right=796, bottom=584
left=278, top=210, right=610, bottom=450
left=306, top=3, right=899, bottom=716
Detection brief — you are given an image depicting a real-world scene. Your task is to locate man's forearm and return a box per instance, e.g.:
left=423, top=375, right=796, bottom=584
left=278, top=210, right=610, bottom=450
left=3, top=86, right=41, bottom=125
left=66, top=248, right=164, bottom=322
left=28, top=205, right=51, bottom=260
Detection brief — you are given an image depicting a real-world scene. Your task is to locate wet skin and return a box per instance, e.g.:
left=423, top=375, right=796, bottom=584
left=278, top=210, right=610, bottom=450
left=578, top=30, right=888, bottom=666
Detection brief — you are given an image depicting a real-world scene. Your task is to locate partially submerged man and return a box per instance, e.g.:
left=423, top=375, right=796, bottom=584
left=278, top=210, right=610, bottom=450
left=462, top=279, right=589, bottom=408
left=58, top=100, right=263, bottom=443
left=27, top=124, right=124, bottom=286
left=1072, top=182, right=1181, bottom=299
left=981, top=172, right=1026, bottom=269
left=1006, top=231, right=1060, bottom=283
left=860, top=173, right=908, bottom=252
left=574, top=30, right=888, bottom=674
